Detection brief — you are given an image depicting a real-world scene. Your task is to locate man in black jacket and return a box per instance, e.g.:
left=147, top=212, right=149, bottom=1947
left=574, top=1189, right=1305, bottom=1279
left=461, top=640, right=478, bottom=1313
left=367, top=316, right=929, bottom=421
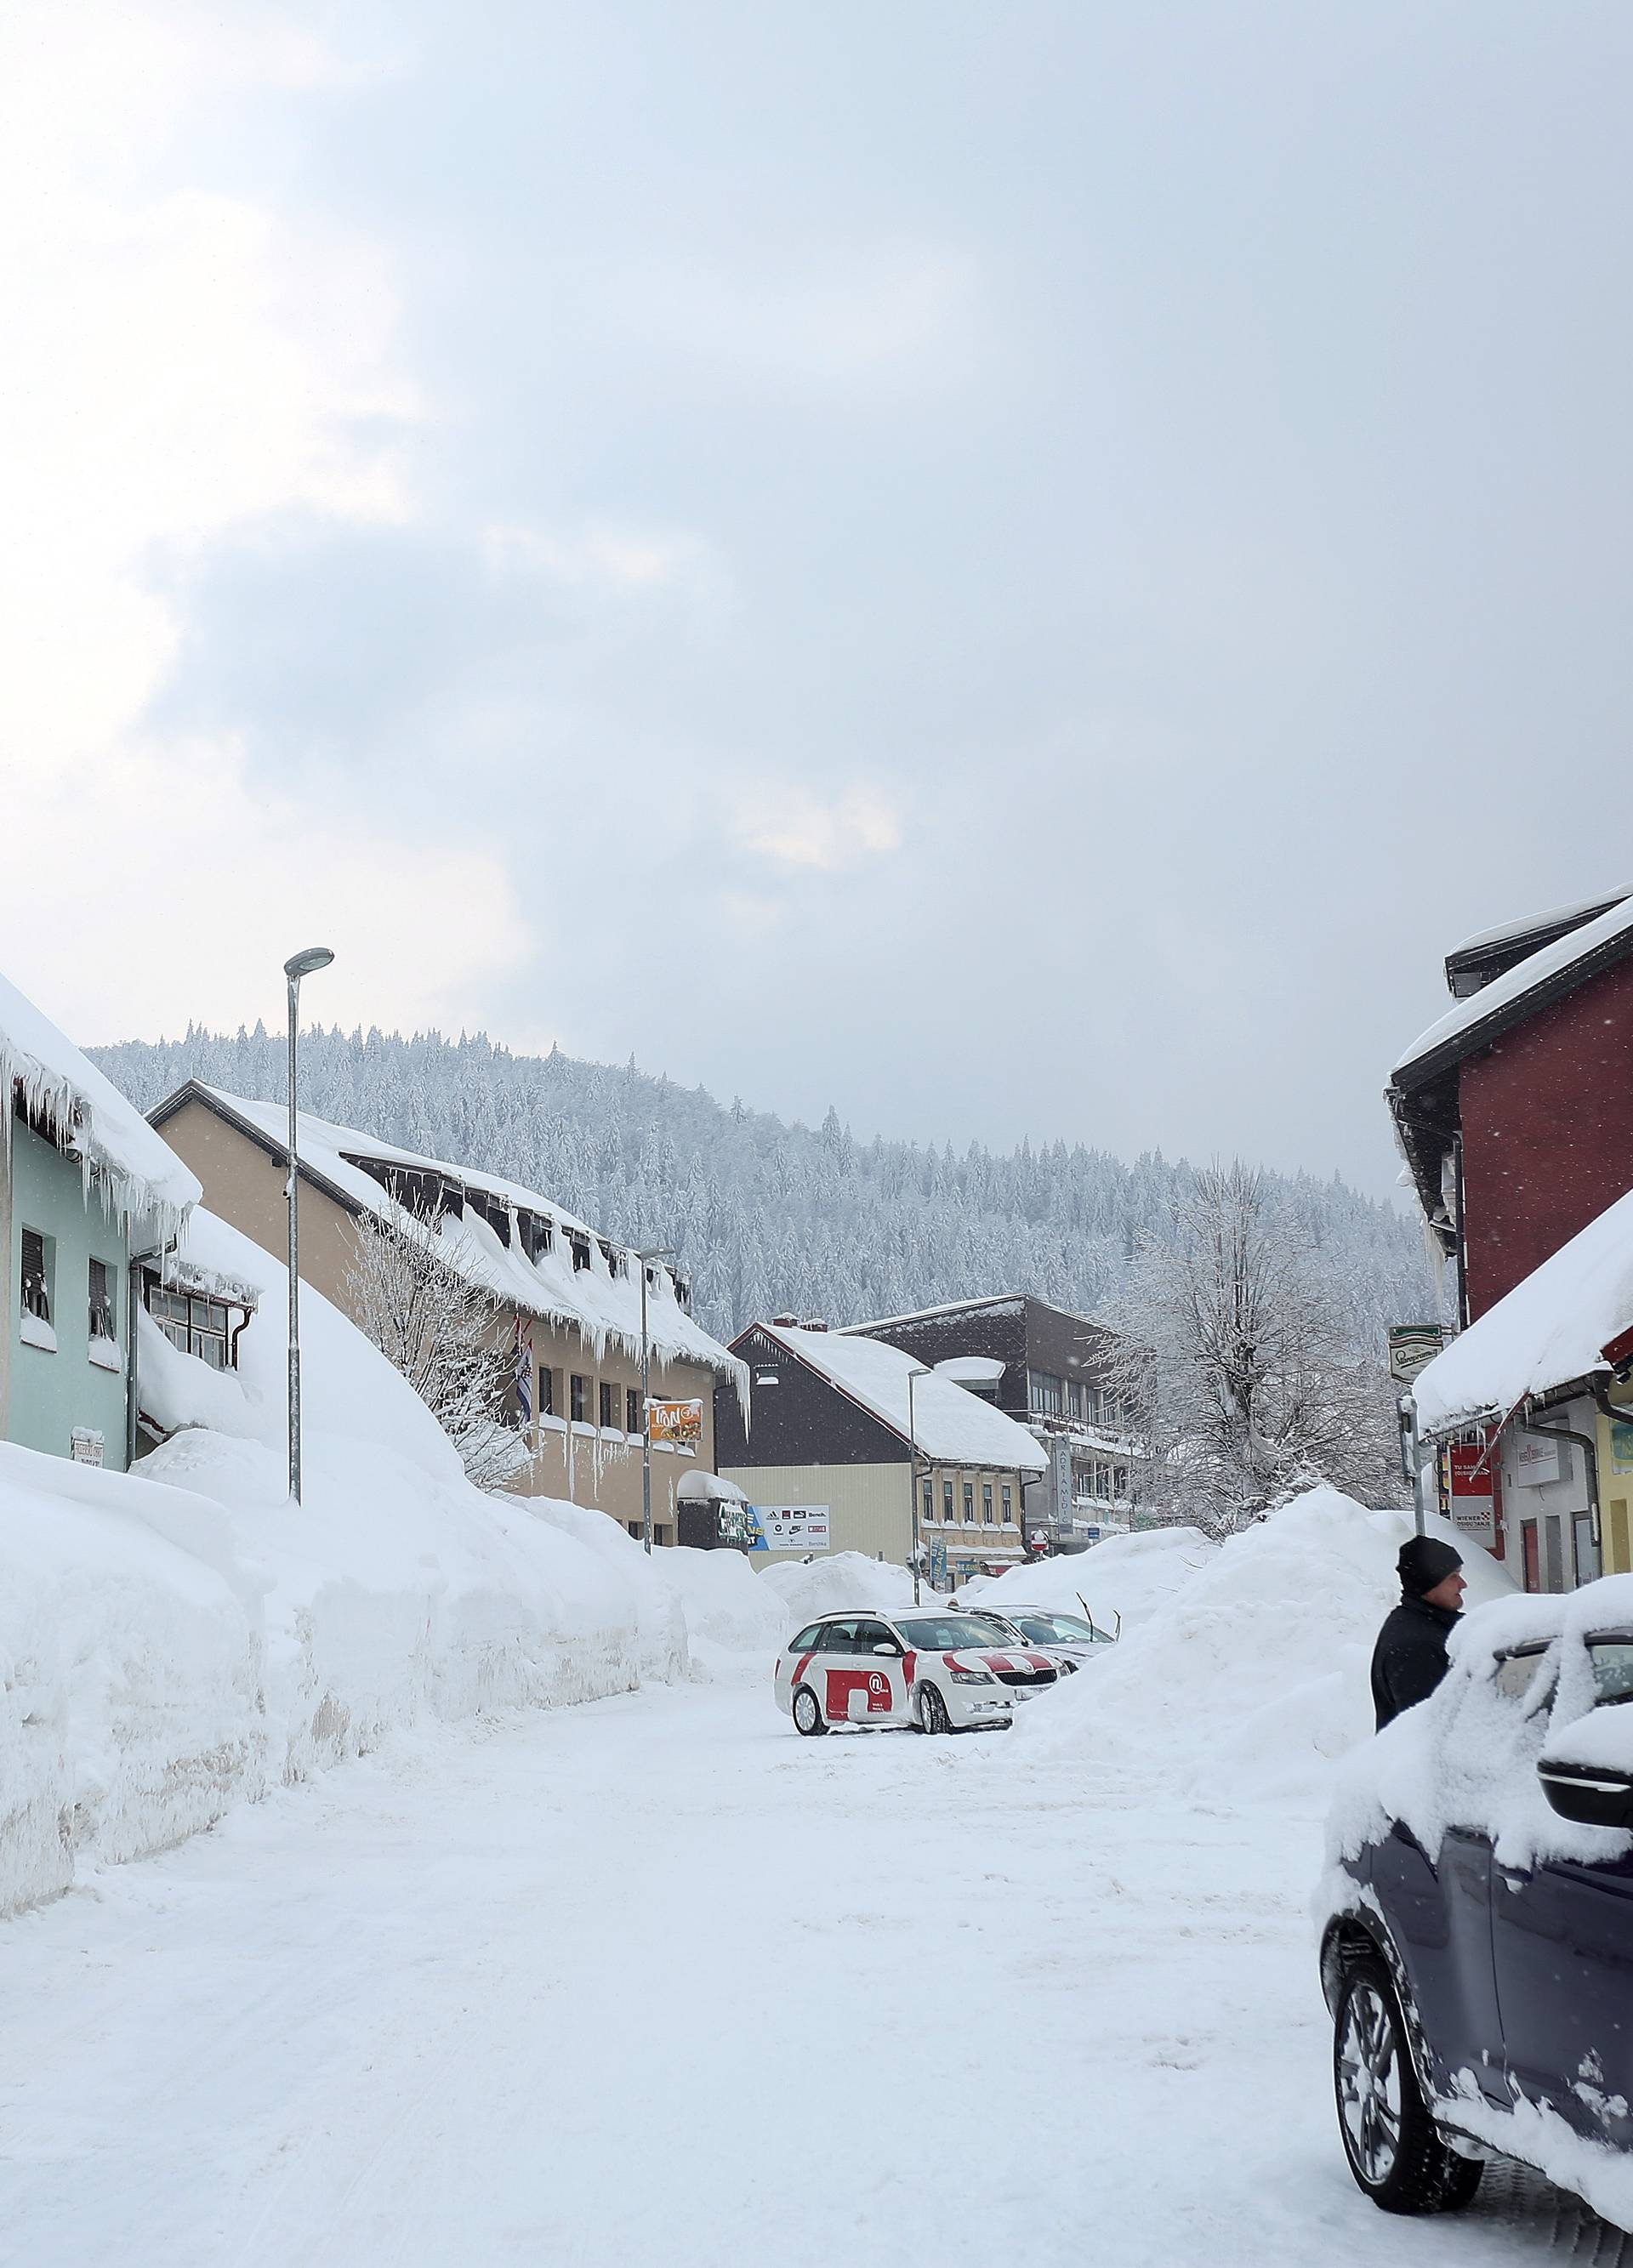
left=1371, top=1536, right=1468, bottom=1730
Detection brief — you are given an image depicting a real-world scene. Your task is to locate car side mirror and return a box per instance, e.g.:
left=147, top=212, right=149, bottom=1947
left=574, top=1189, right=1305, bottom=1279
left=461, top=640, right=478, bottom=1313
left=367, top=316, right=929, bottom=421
left=1538, top=1758, right=1633, bottom=1830
left=873, top=1642, right=901, bottom=1657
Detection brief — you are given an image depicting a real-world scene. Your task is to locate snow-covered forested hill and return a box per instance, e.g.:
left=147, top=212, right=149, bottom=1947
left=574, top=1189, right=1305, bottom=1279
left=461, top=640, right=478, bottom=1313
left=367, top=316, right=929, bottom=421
left=91, top=1027, right=1430, bottom=1350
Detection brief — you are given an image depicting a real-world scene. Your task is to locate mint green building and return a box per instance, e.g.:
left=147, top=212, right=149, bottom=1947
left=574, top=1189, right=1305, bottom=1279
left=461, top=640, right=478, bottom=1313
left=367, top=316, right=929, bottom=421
left=1, top=975, right=201, bottom=1473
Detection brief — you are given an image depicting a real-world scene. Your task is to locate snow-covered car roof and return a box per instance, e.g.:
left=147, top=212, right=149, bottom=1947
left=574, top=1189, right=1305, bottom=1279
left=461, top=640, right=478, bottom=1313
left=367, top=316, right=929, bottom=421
left=1, top=970, right=200, bottom=1239
left=1413, top=1184, right=1633, bottom=1434
left=157, top=1083, right=745, bottom=1387
left=747, top=1321, right=1049, bottom=1472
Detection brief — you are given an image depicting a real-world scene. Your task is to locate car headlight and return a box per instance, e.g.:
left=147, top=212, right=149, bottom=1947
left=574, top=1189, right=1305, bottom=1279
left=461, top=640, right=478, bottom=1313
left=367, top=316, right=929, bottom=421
left=949, top=1668, right=996, bottom=1685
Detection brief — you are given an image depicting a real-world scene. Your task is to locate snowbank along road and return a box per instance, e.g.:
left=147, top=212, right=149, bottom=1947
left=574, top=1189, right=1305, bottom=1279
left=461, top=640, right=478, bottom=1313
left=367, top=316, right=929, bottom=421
left=2, top=1667, right=1628, bottom=2267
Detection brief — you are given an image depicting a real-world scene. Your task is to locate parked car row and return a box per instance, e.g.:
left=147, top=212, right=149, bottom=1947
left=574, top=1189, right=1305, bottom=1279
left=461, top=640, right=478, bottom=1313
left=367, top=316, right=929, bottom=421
left=773, top=1605, right=1112, bottom=1737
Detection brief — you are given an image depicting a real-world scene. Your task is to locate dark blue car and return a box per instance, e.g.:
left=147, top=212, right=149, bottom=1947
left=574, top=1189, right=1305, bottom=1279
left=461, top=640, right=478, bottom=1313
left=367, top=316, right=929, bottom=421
left=1319, top=1600, right=1633, bottom=2217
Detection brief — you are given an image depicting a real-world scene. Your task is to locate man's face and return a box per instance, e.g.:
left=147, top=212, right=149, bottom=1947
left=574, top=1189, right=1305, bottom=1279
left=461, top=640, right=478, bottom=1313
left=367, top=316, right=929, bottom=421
left=1423, top=1569, right=1467, bottom=1612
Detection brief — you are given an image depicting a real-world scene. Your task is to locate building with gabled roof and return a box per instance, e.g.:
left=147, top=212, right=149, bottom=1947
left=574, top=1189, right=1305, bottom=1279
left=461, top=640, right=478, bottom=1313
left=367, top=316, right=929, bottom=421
left=714, top=1317, right=1046, bottom=1580
left=150, top=1080, right=745, bottom=1539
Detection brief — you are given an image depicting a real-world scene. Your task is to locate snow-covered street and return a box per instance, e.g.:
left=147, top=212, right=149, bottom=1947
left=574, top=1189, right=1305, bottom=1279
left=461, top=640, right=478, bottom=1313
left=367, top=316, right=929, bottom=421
left=3, top=1667, right=1624, bottom=2268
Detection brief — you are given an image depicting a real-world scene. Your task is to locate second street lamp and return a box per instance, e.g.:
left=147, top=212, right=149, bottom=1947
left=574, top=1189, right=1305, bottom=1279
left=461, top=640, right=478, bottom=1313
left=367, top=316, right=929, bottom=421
left=907, top=1365, right=930, bottom=1606
left=636, top=1247, right=675, bottom=1555
left=284, top=945, right=333, bottom=1503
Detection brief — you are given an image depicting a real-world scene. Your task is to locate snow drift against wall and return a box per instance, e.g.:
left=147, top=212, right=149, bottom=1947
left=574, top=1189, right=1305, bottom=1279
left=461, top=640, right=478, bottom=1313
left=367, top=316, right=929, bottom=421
left=0, top=1208, right=703, bottom=1919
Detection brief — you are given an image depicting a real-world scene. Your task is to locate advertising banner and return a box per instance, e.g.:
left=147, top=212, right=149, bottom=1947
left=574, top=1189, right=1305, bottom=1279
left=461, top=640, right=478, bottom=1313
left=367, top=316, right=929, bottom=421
left=745, top=1503, right=831, bottom=1553
left=648, top=1398, right=703, bottom=1447
left=1445, top=1443, right=1496, bottom=1546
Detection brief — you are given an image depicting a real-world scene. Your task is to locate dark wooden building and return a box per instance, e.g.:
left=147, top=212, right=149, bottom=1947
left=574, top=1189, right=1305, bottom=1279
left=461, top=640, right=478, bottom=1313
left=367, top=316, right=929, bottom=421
left=715, top=1317, right=1047, bottom=1579
left=841, top=1293, right=1139, bottom=1547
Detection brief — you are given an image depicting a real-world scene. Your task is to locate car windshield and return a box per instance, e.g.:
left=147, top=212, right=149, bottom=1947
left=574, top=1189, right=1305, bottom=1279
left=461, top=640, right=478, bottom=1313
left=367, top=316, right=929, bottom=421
left=1012, top=1612, right=1104, bottom=1645
left=896, top=1617, right=1011, bottom=1651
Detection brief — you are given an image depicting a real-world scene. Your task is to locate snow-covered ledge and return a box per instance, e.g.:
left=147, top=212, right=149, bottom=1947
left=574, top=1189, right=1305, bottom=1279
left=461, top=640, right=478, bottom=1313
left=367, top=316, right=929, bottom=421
left=20, top=1312, right=56, bottom=1352
left=88, top=1336, right=123, bottom=1373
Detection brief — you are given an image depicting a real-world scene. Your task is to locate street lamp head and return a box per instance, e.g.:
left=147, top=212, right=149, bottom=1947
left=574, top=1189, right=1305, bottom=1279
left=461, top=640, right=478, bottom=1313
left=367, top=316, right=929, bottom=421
left=284, top=946, right=335, bottom=981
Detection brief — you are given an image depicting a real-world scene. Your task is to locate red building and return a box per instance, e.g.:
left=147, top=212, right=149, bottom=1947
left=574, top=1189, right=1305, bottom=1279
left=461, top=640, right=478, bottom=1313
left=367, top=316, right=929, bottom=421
left=1389, top=888, right=1633, bottom=1326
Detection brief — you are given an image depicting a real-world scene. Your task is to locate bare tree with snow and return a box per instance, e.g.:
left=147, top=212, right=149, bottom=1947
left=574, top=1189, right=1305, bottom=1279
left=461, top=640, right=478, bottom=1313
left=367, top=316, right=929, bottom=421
left=1099, top=1162, right=1406, bottom=1536
left=345, top=1205, right=529, bottom=1494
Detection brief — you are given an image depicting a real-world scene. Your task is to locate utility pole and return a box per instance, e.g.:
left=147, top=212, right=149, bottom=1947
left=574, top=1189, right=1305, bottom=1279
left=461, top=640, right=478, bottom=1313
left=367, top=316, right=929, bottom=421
left=283, top=946, right=333, bottom=1503
left=908, top=1367, right=927, bottom=1604
left=636, top=1247, right=674, bottom=1555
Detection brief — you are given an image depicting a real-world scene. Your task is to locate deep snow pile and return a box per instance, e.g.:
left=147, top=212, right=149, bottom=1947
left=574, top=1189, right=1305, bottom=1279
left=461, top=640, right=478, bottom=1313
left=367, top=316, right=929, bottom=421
left=1012, top=1489, right=1516, bottom=1804
left=961, top=1526, right=1218, bottom=1637
left=757, top=1550, right=917, bottom=1629
left=648, top=1546, right=788, bottom=1657
left=0, top=1207, right=686, bottom=1918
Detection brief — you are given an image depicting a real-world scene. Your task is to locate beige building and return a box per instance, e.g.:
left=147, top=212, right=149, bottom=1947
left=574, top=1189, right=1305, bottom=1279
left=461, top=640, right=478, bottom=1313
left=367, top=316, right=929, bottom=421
left=714, top=1319, right=1048, bottom=1581
left=150, top=1083, right=745, bottom=1542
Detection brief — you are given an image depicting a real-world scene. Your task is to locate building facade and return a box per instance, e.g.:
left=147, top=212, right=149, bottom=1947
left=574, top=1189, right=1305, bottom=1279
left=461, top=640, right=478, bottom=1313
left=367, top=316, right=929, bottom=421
left=150, top=1083, right=744, bottom=1541
left=841, top=1294, right=1140, bottom=1550
left=1390, top=891, right=1633, bottom=1589
left=715, top=1318, right=1047, bottom=1582
left=3, top=976, right=202, bottom=1475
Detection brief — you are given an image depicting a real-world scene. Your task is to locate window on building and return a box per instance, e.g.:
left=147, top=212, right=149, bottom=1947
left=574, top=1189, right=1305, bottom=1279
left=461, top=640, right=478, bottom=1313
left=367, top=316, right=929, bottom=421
left=145, top=1285, right=232, bottom=1369
left=88, top=1256, right=115, bottom=1339
left=1067, top=1379, right=1084, bottom=1420
left=982, top=1482, right=994, bottom=1525
left=627, top=1386, right=642, bottom=1435
left=673, top=1277, right=691, bottom=1313
left=569, top=1235, right=591, bottom=1273
left=599, top=1380, right=617, bottom=1430
left=943, top=1479, right=954, bottom=1523
left=21, top=1227, right=52, bottom=1323
left=1027, top=1369, right=1063, bottom=1416
left=1113, top=1465, right=1129, bottom=1498
left=600, top=1242, right=626, bottom=1279
left=627, top=1521, right=642, bottom=1540
left=651, top=1523, right=669, bottom=1548
left=1096, top=1464, right=1112, bottom=1499
left=922, top=1477, right=934, bottom=1526
left=538, top=1367, right=555, bottom=1418
left=1002, top=1484, right=1013, bottom=1524
left=963, top=1481, right=975, bottom=1525
left=571, top=1373, right=589, bottom=1422
left=518, top=1213, right=554, bottom=1264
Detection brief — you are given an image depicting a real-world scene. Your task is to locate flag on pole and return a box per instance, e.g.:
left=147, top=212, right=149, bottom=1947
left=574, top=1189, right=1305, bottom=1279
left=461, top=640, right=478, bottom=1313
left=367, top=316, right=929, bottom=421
left=515, top=1316, right=534, bottom=1428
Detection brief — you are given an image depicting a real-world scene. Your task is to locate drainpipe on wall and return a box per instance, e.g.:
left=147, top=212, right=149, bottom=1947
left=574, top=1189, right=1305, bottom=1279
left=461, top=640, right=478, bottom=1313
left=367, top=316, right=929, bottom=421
left=126, top=1247, right=161, bottom=1469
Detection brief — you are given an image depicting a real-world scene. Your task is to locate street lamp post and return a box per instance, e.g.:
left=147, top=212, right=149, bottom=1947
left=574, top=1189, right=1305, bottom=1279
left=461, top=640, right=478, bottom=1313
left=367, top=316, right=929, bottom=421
left=283, top=946, right=333, bottom=1503
left=907, top=1366, right=930, bottom=1605
left=636, top=1246, right=675, bottom=1555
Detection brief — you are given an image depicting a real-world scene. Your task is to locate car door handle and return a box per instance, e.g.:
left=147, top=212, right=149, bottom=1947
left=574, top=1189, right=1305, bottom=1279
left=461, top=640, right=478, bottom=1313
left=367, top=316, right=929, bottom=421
left=1495, top=1863, right=1533, bottom=1892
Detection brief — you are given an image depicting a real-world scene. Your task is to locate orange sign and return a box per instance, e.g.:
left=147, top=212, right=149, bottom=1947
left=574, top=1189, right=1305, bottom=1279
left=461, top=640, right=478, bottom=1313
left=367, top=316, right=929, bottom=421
left=648, top=1398, right=703, bottom=1447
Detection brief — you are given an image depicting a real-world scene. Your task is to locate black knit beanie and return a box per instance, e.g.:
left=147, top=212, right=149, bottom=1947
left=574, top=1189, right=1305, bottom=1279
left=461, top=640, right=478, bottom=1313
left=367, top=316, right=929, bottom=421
left=1398, top=1534, right=1463, bottom=1597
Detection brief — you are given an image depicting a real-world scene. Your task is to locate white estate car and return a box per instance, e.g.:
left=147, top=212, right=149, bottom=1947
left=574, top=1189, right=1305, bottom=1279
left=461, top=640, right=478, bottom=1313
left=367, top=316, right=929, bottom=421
left=774, top=1610, right=1061, bottom=1736
left=971, top=1606, right=1116, bottom=1666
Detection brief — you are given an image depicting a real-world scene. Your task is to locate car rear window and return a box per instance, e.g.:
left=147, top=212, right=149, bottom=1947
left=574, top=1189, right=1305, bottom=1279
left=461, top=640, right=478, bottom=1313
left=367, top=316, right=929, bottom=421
left=1589, top=1637, right=1633, bottom=1705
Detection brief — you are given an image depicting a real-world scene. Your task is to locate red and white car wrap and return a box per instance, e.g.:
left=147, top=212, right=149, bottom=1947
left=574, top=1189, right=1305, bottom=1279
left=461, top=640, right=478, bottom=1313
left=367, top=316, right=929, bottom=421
left=773, top=1610, right=1061, bottom=1735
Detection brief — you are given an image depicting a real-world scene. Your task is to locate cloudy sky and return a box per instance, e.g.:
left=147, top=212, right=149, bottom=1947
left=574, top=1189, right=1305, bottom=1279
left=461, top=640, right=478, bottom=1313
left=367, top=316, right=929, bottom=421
left=4, top=2, right=1630, bottom=1199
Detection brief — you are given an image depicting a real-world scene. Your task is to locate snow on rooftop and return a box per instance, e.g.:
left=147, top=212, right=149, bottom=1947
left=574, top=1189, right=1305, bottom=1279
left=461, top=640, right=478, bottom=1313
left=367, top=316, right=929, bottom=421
left=1447, top=885, right=1632, bottom=962
left=1414, top=1186, right=1633, bottom=1435
left=839, top=1294, right=1028, bottom=1333
left=1393, top=895, right=1633, bottom=1083
left=1, top=971, right=199, bottom=1237
left=191, top=1088, right=744, bottom=1389
left=754, top=1322, right=1048, bottom=1470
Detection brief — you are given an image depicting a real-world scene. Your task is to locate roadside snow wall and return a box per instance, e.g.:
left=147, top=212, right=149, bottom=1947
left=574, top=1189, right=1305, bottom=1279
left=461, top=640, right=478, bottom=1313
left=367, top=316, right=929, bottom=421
left=1011, top=1489, right=1516, bottom=1805
left=0, top=1208, right=687, bottom=1919
left=961, top=1527, right=1219, bottom=1637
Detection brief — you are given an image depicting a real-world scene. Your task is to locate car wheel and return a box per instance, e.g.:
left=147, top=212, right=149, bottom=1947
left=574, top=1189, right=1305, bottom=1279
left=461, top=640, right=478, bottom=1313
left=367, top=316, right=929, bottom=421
left=918, top=1684, right=951, bottom=1736
left=1334, top=1956, right=1482, bottom=2214
left=792, top=1685, right=827, bottom=1737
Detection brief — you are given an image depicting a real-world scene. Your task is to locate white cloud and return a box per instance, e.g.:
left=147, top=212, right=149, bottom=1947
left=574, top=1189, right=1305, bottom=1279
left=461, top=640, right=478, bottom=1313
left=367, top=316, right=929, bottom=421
left=737, top=786, right=905, bottom=873
left=0, top=3, right=536, bottom=1041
